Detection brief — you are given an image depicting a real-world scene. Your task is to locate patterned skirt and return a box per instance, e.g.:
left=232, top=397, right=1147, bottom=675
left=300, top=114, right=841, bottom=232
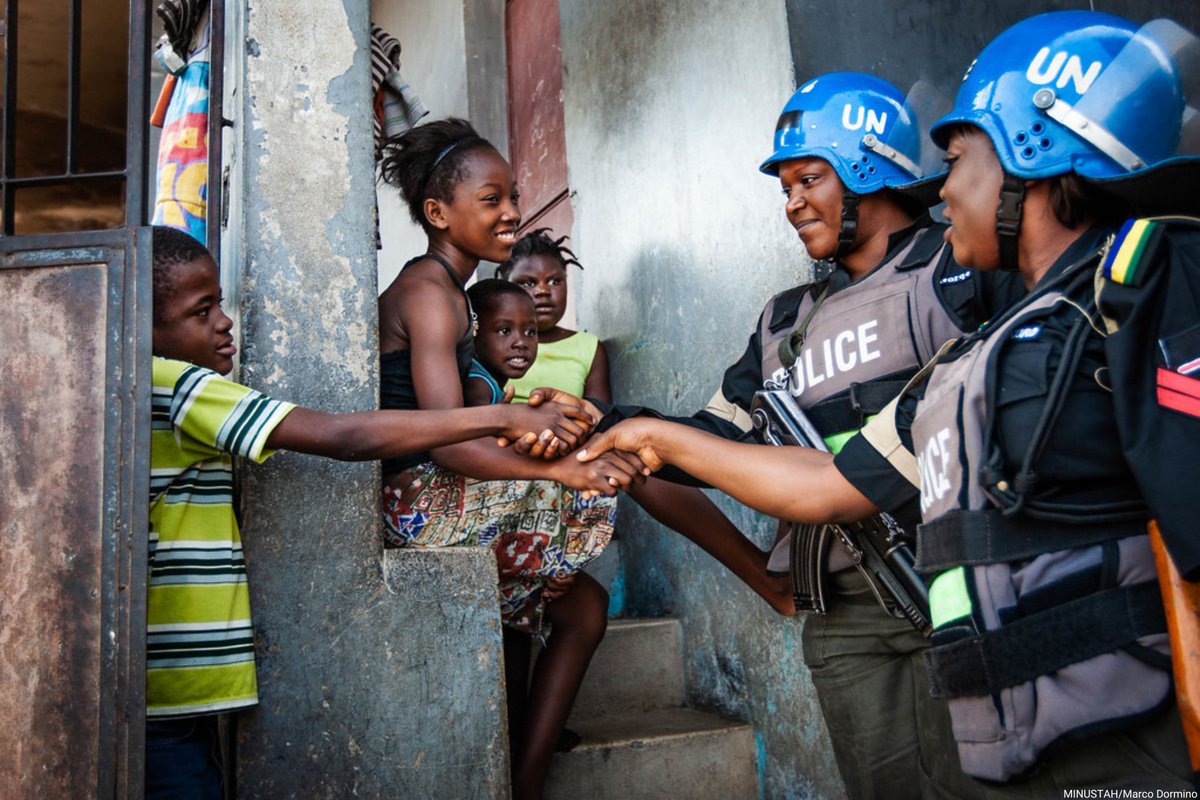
left=382, top=461, right=616, bottom=634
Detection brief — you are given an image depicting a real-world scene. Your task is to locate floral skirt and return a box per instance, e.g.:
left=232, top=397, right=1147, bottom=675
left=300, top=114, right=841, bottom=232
left=382, top=461, right=616, bottom=633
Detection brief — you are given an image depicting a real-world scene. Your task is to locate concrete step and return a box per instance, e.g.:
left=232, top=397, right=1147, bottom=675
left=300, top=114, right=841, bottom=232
left=545, top=707, right=759, bottom=800
left=569, top=618, right=685, bottom=721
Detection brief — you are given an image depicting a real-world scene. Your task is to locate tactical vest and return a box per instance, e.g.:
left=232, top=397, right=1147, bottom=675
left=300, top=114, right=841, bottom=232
left=760, top=225, right=964, bottom=439
left=763, top=225, right=963, bottom=577
left=909, top=270, right=1169, bottom=782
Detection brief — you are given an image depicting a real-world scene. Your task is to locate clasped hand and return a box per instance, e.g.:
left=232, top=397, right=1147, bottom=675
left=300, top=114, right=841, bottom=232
left=503, top=387, right=653, bottom=498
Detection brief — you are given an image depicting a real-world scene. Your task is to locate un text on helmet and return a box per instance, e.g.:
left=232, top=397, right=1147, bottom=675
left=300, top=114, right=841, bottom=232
left=842, top=105, right=888, bottom=135
left=1025, top=48, right=1103, bottom=95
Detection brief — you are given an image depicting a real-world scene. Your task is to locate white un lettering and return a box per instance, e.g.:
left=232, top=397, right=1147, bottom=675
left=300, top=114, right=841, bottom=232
left=841, top=104, right=888, bottom=135
left=918, top=427, right=954, bottom=514
left=1025, top=47, right=1102, bottom=95
left=790, top=320, right=881, bottom=395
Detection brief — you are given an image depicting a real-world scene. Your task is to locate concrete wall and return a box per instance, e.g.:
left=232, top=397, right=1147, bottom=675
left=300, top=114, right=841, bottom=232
left=230, top=0, right=508, bottom=796
left=556, top=3, right=843, bottom=798
left=782, top=0, right=1200, bottom=97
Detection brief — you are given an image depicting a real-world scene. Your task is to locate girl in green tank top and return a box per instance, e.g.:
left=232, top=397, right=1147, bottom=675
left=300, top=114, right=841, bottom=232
left=499, top=228, right=613, bottom=404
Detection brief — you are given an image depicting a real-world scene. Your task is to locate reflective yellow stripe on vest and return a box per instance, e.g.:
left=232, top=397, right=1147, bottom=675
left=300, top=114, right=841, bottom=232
left=929, top=566, right=971, bottom=630
left=823, top=413, right=876, bottom=454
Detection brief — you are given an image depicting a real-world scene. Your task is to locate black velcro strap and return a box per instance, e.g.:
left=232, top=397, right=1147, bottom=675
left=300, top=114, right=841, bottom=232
left=805, top=379, right=912, bottom=435
left=996, top=172, right=1025, bottom=273
left=849, top=379, right=911, bottom=415
left=778, top=282, right=832, bottom=369
left=835, top=189, right=861, bottom=259
left=766, top=285, right=808, bottom=333
left=925, top=582, right=1166, bottom=699
left=915, top=509, right=1147, bottom=573
left=896, top=224, right=948, bottom=271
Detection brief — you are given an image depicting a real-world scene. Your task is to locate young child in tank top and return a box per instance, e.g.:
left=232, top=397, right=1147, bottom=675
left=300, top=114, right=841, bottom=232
left=462, top=278, right=590, bottom=668
left=498, top=229, right=612, bottom=404
left=463, top=279, right=539, bottom=407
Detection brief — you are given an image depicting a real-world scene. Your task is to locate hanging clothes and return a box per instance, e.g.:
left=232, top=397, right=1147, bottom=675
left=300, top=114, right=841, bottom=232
left=370, top=24, right=429, bottom=157
left=151, top=2, right=211, bottom=244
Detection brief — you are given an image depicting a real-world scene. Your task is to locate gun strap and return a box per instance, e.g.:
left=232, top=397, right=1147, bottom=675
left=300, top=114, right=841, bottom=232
left=915, top=509, right=1147, bottom=574
left=777, top=282, right=832, bottom=369
left=925, top=581, right=1165, bottom=699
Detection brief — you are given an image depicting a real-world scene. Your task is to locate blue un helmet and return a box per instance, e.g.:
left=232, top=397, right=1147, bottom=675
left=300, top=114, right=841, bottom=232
left=931, top=11, right=1200, bottom=265
left=761, top=72, right=946, bottom=257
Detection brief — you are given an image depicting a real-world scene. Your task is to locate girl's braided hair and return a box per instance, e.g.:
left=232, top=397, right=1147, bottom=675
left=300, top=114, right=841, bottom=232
left=496, top=228, right=582, bottom=279
left=379, top=118, right=498, bottom=232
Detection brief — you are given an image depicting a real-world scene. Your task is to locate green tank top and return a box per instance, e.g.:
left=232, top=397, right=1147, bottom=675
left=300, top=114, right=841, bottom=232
left=508, top=331, right=599, bottom=402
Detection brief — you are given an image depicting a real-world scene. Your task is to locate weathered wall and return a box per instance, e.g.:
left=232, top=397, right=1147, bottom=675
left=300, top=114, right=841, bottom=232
left=231, top=0, right=507, bottom=796
left=783, top=0, right=1200, bottom=97
left=557, top=3, right=842, bottom=799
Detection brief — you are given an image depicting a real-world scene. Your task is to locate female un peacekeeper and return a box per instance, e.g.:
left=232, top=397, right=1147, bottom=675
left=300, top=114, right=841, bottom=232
left=580, top=11, right=1200, bottom=792
left=599, top=73, right=1019, bottom=800
left=748, top=73, right=1011, bottom=800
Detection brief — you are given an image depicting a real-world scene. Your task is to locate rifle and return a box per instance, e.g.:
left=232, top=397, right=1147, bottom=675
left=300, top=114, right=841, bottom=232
left=750, top=383, right=932, bottom=635
left=1149, top=520, right=1200, bottom=781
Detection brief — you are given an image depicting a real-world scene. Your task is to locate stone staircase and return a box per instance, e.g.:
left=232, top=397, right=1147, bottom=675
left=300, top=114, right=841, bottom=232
left=543, top=547, right=760, bottom=799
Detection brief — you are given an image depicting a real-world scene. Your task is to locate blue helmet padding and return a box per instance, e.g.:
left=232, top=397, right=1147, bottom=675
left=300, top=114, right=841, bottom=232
left=760, top=72, right=925, bottom=194
left=931, top=11, right=1192, bottom=182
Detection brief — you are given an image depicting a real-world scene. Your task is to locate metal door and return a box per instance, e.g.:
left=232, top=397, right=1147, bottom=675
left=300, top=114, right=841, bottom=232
left=0, top=229, right=151, bottom=798
left=1, top=0, right=157, bottom=795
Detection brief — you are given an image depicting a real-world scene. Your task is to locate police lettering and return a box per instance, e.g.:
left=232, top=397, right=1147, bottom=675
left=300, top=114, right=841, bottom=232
left=1025, top=47, right=1102, bottom=95
left=918, top=426, right=955, bottom=514
left=790, top=320, right=882, bottom=395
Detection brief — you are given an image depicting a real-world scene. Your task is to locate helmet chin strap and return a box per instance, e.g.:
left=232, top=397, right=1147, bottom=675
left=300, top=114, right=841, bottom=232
left=834, top=189, right=861, bottom=260
left=996, top=172, right=1026, bottom=272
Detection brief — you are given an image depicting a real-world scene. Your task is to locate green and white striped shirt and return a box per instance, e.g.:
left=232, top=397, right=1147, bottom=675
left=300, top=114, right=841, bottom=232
left=148, top=357, right=294, bottom=717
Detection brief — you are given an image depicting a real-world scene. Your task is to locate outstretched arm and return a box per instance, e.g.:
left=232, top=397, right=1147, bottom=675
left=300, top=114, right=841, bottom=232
left=577, top=417, right=879, bottom=524
left=267, top=401, right=593, bottom=462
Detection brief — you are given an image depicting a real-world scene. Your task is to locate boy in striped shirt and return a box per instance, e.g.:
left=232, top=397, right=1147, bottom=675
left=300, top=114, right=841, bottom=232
left=147, top=226, right=592, bottom=798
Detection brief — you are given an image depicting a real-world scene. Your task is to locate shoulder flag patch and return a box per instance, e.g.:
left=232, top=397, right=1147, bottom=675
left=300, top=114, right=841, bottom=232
left=1157, top=367, right=1200, bottom=420
left=1100, top=218, right=1163, bottom=287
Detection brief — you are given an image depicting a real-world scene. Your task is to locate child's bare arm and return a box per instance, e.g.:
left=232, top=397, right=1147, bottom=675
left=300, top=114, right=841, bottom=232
left=266, top=402, right=594, bottom=462
left=582, top=339, right=613, bottom=404
left=396, top=278, right=607, bottom=485
left=462, top=375, right=497, bottom=408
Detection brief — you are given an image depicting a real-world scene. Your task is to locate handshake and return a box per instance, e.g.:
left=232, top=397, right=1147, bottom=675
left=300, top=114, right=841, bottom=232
left=498, top=387, right=653, bottom=498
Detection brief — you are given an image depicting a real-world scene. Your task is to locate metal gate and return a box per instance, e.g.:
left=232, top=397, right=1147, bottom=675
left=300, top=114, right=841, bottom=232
left=1, top=0, right=158, bottom=796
